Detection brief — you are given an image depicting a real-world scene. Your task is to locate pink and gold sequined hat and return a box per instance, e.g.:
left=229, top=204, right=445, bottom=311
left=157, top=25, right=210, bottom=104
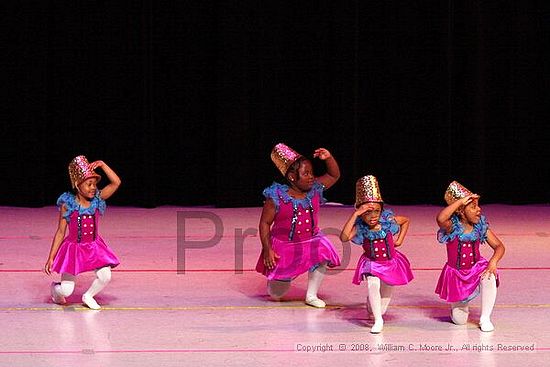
left=355, top=175, right=384, bottom=208
left=68, top=155, right=101, bottom=188
left=444, top=181, right=476, bottom=205
left=270, top=143, right=302, bottom=176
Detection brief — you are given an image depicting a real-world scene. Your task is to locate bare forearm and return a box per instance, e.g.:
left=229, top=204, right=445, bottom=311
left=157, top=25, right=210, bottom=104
left=395, top=221, right=409, bottom=246
left=101, top=163, right=121, bottom=186
left=259, top=222, right=272, bottom=251
left=489, top=244, right=505, bottom=264
left=436, top=201, right=461, bottom=227
left=324, top=156, right=340, bottom=181
left=47, top=233, right=65, bottom=261
left=340, top=213, right=358, bottom=242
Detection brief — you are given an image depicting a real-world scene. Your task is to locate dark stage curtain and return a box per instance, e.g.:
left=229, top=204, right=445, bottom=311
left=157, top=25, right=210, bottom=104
left=2, top=1, right=549, bottom=207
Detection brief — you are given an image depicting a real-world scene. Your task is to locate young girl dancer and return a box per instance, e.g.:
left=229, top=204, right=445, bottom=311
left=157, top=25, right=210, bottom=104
left=340, top=175, right=414, bottom=333
left=45, top=156, right=121, bottom=310
left=435, top=181, right=505, bottom=332
left=256, top=143, right=341, bottom=308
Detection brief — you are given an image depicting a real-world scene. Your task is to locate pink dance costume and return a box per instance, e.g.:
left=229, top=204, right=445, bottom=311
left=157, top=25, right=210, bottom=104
left=51, top=192, right=120, bottom=275
left=255, top=182, right=341, bottom=280
left=352, top=209, right=414, bottom=286
left=435, top=215, right=499, bottom=303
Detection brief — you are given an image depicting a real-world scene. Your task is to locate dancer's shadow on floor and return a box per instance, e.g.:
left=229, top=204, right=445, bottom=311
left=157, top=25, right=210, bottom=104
left=331, top=296, right=452, bottom=329
left=243, top=284, right=315, bottom=305
left=44, top=293, right=119, bottom=309
left=330, top=302, right=399, bottom=328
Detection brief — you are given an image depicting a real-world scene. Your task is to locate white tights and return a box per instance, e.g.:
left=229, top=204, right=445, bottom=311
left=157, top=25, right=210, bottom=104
left=54, top=266, right=112, bottom=298
left=451, top=274, right=497, bottom=325
left=366, top=276, right=393, bottom=319
left=267, top=264, right=328, bottom=300
left=366, top=276, right=393, bottom=333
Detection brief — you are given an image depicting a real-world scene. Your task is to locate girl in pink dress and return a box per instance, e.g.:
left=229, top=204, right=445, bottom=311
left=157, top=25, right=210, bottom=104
left=256, top=143, right=341, bottom=308
left=340, top=175, right=414, bottom=333
left=44, top=156, right=121, bottom=310
left=435, top=181, right=505, bottom=332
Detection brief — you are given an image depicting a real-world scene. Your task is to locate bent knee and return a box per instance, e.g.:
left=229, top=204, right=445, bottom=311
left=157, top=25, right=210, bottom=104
left=96, top=267, right=112, bottom=284
left=267, top=280, right=290, bottom=299
left=59, top=282, right=75, bottom=297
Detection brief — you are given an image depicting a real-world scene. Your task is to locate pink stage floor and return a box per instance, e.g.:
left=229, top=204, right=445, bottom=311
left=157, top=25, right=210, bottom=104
left=1, top=204, right=549, bottom=366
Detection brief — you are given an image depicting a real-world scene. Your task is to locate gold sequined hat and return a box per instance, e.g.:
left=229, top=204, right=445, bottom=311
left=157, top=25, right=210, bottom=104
left=270, top=143, right=302, bottom=176
left=444, top=181, right=475, bottom=205
left=68, top=155, right=101, bottom=189
left=355, top=175, right=383, bottom=208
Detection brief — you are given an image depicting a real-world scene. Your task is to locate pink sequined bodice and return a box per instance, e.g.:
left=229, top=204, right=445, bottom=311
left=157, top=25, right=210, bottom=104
left=445, top=237, right=481, bottom=270
left=361, top=232, right=398, bottom=261
left=65, top=210, right=100, bottom=243
left=271, top=192, right=321, bottom=242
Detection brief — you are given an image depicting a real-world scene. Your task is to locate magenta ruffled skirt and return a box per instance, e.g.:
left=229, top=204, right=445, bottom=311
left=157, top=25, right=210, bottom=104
left=435, top=257, right=500, bottom=302
left=352, top=250, right=414, bottom=286
left=256, top=234, right=341, bottom=281
left=52, top=236, right=120, bottom=275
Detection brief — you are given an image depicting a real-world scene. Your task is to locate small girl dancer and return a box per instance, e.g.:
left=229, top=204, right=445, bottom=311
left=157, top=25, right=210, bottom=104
left=340, top=176, right=414, bottom=333
left=44, top=156, right=121, bottom=310
left=435, top=181, right=505, bottom=332
left=256, top=143, right=341, bottom=308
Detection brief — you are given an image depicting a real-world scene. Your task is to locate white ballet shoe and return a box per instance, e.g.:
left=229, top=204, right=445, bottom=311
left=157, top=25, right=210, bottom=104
left=450, top=303, right=469, bottom=325
left=370, top=319, right=384, bottom=334
left=451, top=313, right=468, bottom=325
left=50, top=282, right=66, bottom=305
left=305, top=296, right=326, bottom=308
left=479, top=319, right=495, bottom=332
left=82, top=294, right=101, bottom=310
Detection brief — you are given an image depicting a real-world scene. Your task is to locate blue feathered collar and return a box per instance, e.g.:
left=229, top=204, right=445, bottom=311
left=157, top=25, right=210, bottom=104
left=57, top=191, right=106, bottom=222
left=437, top=214, right=488, bottom=244
left=262, top=181, right=326, bottom=212
left=352, top=209, right=399, bottom=244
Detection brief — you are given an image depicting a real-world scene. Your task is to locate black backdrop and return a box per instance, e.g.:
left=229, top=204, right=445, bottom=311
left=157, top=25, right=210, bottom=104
left=2, top=1, right=549, bottom=207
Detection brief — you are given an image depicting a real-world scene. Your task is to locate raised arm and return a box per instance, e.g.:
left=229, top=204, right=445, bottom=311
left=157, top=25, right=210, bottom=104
left=313, top=148, right=340, bottom=189
left=340, top=204, right=370, bottom=242
left=90, top=160, right=122, bottom=200
left=436, top=194, right=479, bottom=232
left=340, top=213, right=358, bottom=242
